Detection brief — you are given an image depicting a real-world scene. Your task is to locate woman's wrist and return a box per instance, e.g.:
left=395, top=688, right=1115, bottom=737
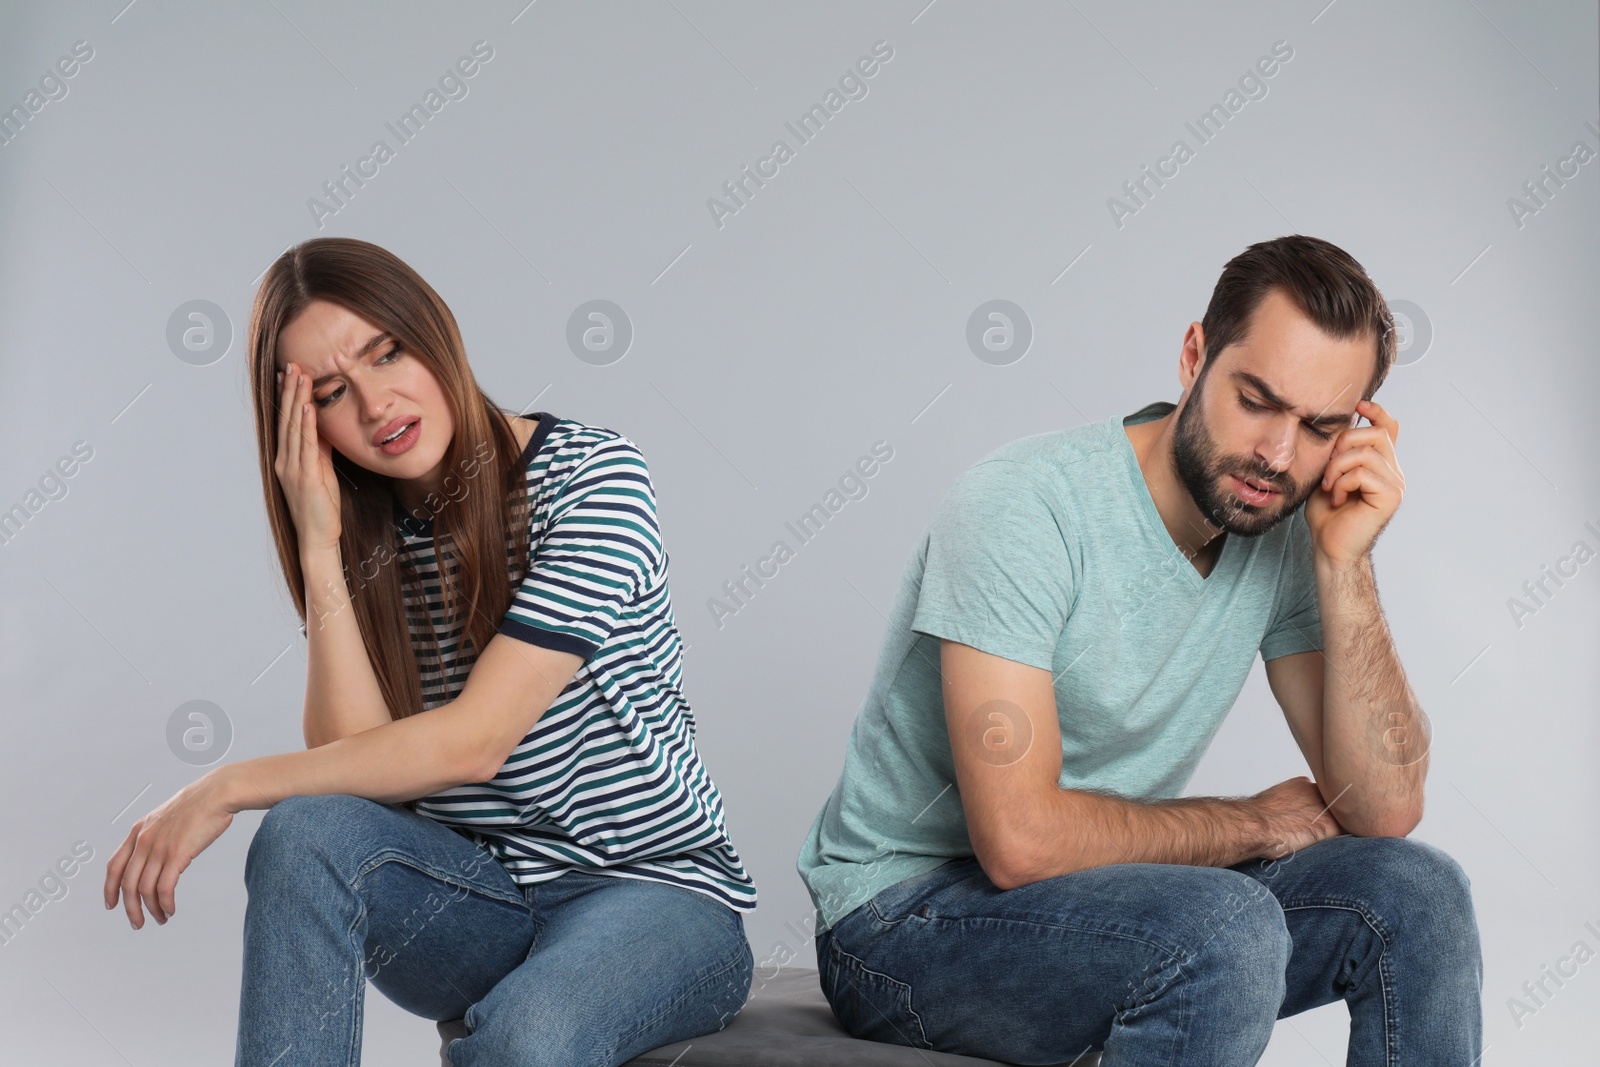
left=210, top=761, right=271, bottom=814
left=300, top=545, right=351, bottom=631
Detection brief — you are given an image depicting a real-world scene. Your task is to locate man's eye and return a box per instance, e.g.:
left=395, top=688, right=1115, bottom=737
left=1307, top=425, right=1334, bottom=441
left=1239, top=394, right=1264, bottom=411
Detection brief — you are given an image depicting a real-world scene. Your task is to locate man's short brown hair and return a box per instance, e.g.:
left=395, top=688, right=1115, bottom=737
left=1198, top=234, right=1396, bottom=401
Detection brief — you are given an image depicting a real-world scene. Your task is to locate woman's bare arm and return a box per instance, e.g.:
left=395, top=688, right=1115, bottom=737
left=301, top=543, right=394, bottom=747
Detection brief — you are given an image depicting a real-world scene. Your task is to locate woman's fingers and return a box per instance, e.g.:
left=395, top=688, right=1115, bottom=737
left=137, top=853, right=168, bottom=924
left=287, top=370, right=305, bottom=484
left=275, top=364, right=294, bottom=478
left=118, top=834, right=151, bottom=928
left=102, top=824, right=137, bottom=909
left=159, top=864, right=180, bottom=919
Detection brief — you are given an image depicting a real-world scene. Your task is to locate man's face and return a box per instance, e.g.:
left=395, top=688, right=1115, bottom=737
left=1172, top=287, right=1372, bottom=539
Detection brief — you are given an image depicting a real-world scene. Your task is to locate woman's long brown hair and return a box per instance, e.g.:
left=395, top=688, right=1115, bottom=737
left=247, top=237, right=533, bottom=722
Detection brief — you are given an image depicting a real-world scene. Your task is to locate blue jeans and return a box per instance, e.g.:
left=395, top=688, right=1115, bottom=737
left=817, top=834, right=1482, bottom=1066
left=235, top=793, right=754, bottom=1067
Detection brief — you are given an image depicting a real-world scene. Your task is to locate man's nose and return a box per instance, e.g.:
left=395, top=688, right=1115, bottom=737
left=1257, top=429, right=1296, bottom=474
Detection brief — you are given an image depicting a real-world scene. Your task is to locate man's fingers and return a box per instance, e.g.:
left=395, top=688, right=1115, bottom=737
left=1356, top=398, right=1398, bottom=443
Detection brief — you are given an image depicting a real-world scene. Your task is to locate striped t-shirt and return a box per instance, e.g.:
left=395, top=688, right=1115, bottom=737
left=381, top=411, right=755, bottom=913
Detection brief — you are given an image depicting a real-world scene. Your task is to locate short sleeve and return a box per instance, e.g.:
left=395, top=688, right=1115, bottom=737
left=496, top=435, right=663, bottom=662
left=910, top=460, right=1075, bottom=672
left=1260, top=509, right=1323, bottom=661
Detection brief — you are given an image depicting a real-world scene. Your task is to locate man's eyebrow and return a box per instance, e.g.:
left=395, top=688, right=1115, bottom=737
left=310, top=332, right=392, bottom=388
left=1230, top=371, right=1356, bottom=428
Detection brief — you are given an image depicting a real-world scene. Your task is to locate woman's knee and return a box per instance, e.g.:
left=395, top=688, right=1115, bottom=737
left=244, top=793, right=386, bottom=888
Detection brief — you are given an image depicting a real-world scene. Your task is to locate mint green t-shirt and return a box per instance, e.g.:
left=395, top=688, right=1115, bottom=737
left=795, top=401, right=1324, bottom=934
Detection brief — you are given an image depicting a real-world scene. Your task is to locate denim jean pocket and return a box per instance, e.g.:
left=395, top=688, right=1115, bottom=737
left=865, top=857, right=965, bottom=927
left=823, top=940, right=931, bottom=1050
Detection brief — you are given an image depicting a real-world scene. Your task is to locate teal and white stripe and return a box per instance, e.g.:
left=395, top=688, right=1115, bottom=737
left=397, top=414, right=756, bottom=913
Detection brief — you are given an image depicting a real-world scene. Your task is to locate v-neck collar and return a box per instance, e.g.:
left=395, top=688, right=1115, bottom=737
left=1112, top=403, right=1238, bottom=592
left=393, top=411, right=555, bottom=538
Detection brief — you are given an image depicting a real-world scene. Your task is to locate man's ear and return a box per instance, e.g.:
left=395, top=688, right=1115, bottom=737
left=1184, top=327, right=1203, bottom=395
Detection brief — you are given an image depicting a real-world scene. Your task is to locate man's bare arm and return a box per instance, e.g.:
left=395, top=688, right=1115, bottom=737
left=940, top=638, right=1341, bottom=890
left=1312, top=553, right=1428, bottom=836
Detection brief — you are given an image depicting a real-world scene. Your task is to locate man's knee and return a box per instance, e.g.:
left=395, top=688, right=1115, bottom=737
left=1351, top=836, right=1481, bottom=958
left=1195, top=873, right=1291, bottom=984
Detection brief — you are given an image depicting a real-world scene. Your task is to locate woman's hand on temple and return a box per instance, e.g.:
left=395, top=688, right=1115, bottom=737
left=275, top=362, right=343, bottom=553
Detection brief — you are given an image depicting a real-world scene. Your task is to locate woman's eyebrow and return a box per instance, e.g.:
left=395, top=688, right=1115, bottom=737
left=310, top=332, right=391, bottom=387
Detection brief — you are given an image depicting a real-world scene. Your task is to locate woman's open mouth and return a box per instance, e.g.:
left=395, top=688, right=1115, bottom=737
left=377, top=418, right=421, bottom=456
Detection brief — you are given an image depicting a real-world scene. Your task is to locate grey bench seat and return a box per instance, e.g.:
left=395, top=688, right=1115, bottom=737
left=437, top=965, right=1101, bottom=1066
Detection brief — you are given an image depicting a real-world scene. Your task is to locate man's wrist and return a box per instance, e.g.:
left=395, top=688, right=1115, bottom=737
left=1230, top=796, right=1273, bottom=862
left=1313, top=548, right=1370, bottom=582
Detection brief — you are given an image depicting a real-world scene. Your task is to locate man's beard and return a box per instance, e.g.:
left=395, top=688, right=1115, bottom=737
left=1171, top=372, right=1311, bottom=539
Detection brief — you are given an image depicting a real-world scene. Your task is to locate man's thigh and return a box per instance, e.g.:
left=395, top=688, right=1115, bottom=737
left=820, top=856, right=1291, bottom=1062
left=1226, top=833, right=1483, bottom=1019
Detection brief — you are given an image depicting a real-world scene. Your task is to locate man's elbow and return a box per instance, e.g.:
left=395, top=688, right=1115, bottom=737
left=977, top=846, right=1029, bottom=891
left=974, top=828, right=1055, bottom=891
left=1347, top=798, right=1424, bottom=839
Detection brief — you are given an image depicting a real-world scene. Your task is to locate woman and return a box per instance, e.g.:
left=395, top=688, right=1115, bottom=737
left=101, top=237, right=757, bottom=1066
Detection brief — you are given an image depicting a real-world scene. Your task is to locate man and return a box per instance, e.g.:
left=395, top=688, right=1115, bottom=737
left=796, top=235, right=1482, bottom=1065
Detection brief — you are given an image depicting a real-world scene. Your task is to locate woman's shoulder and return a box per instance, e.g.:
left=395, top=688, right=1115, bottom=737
left=517, top=413, right=647, bottom=469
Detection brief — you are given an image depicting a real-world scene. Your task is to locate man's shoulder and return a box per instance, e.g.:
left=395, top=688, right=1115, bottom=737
left=956, top=417, right=1118, bottom=497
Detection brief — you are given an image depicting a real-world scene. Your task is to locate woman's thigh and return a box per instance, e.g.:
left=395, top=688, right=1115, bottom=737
left=244, top=793, right=542, bottom=1023
left=448, top=872, right=754, bottom=1067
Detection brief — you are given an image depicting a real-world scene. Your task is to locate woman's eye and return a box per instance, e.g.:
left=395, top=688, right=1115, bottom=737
left=311, top=345, right=400, bottom=407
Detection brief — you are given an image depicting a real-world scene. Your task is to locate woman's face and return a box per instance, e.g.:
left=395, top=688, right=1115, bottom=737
left=274, top=297, right=456, bottom=511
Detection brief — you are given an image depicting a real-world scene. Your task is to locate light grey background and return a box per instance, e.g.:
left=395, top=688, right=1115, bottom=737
left=1, top=1, right=1595, bottom=1063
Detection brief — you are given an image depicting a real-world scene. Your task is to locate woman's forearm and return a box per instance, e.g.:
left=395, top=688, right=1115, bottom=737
left=218, top=699, right=484, bottom=812
left=301, top=544, right=396, bottom=747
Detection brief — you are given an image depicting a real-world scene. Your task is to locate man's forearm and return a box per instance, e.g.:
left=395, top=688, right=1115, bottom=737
left=998, top=788, right=1269, bottom=887
left=219, top=699, right=485, bottom=813
left=1315, top=552, right=1427, bottom=836
left=301, top=545, right=397, bottom=748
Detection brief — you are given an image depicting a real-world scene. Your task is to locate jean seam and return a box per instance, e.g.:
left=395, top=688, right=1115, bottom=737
left=345, top=905, right=365, bottom=1067
left=348, top=847, right=528, bottom=913
left=348, top=849, right=534, bottom=1035
left=825, top=939, right=933, bottom=1050
left=880, top=910, right=1196, bottom=970
left=1279, top=898, right=1397, bottom=1067
left=837, top=913, right=1203, bottom=1062
left=860, top=859, right=968, bottom=927
left=603, top=940, right=751, bottom=1065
